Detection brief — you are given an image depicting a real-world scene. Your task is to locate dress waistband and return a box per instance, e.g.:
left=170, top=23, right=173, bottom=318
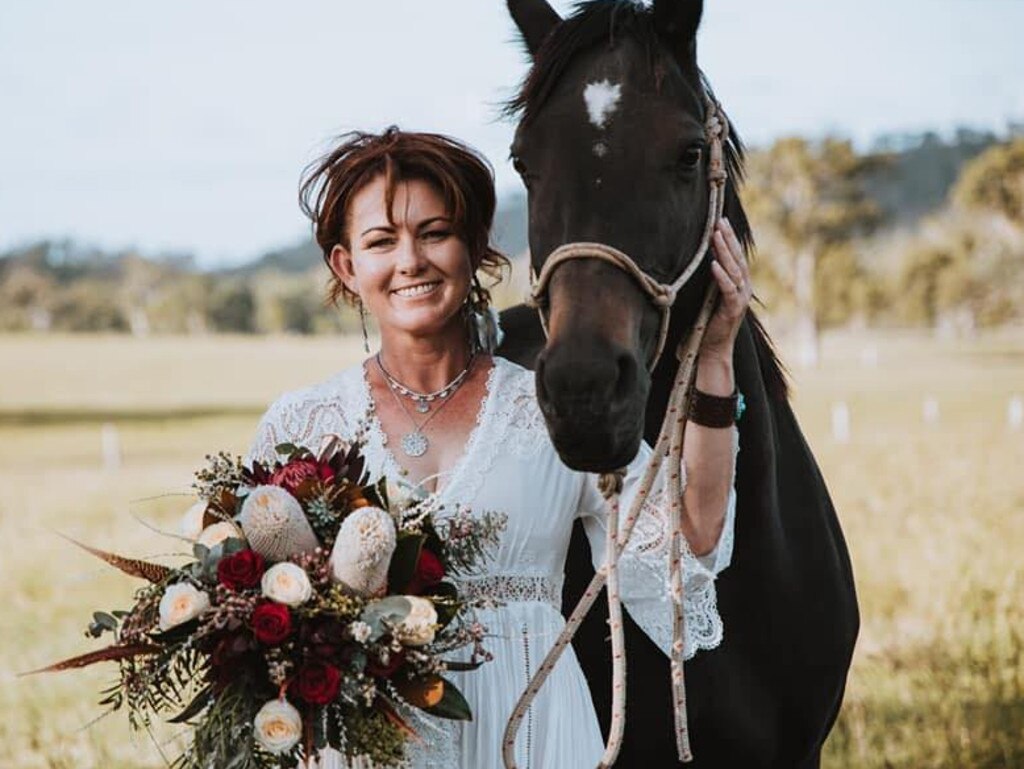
left=456, top=574, right=561, bottom=609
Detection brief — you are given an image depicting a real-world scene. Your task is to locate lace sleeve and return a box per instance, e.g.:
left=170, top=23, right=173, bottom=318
left=576, top=427, right=739, bottom=660
left=246, top=398, right=283, bottom=466
left=244, top=374, right=356, bottom=467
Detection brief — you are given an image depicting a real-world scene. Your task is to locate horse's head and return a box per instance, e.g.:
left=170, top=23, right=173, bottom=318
left=507, top=0, right=742, bottom=471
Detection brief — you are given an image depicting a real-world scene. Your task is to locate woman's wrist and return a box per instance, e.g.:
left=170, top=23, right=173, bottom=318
left=695, top=350, right=735, bottom=396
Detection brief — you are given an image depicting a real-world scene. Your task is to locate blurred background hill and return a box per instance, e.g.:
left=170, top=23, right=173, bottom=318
left=4, top=127, right=1020, bottom=344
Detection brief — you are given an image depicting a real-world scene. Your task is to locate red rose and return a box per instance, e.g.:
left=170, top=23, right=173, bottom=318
left=366, top=648, right=405, bottom=678
left=207, top=632, right=259, bottom=691
left=250, top=602, right=292, bottom=645
left=270, top=459, right=334, bottom=494
left=408, top=548, right=446, bottom=594
left=293, top=661, right=342, bottom=705
left=217, top=549, right=265, bottom=590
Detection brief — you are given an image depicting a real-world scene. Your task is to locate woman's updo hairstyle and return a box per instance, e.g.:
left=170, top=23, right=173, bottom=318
left=299, top=127, right=509, bottom=306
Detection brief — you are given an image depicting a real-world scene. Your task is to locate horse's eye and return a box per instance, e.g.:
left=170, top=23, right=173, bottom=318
left=511, top=155, right=528, bottom=177
left=680, top=144, right=703, bottom=169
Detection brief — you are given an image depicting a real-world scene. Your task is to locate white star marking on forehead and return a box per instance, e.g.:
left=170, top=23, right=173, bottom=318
left=583, top=79, right=622, bottom=130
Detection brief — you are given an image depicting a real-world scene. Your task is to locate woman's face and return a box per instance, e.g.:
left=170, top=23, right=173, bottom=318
left=331, top=175, right=473, bottom=340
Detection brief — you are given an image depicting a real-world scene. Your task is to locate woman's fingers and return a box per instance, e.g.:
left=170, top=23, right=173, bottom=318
left=720, top=218, right=748, bottom=276
left=713, top=219, right=751, bottom=295
left=713, top=232, right=743, bottom=290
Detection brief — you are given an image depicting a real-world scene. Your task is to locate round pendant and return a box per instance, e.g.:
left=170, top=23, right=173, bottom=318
left=415, top=399, right=430, bottom=413
left=401, top=431, right=429, bottom=457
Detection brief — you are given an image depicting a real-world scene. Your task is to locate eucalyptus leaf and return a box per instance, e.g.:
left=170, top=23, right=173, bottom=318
left=93, top=611, right=118, bottom=631
left=360, top=596, right=412, bottom=641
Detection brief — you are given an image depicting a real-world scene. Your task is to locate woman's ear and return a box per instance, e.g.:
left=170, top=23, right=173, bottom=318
left=328, top=244, right=359, bottom=296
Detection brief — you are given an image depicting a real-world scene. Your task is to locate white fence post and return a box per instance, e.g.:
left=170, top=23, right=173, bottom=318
left=831, top=401, right=850, bottom=444
left=1009, top=396, right=1023, bottom=431
left=101, top=422, right=122, bottom=471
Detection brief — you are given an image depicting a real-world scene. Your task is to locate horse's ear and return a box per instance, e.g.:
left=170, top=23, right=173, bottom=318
left=507, top=0, right=561, bottom=56
left=653, top=0, right=703, bottom=62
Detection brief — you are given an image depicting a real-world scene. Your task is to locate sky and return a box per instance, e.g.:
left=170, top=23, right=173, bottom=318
left=1, top=0, right=1022, bottom=267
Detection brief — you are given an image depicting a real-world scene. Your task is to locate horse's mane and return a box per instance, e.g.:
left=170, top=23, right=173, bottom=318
left=507, top=0, right=790, bottom=399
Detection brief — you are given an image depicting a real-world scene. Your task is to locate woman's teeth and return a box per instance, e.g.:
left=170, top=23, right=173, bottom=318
left=394, top=282, right=439, bottom=298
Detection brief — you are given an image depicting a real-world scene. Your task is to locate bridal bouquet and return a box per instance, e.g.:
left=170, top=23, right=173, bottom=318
left=30, top=435, right=506, bottom=768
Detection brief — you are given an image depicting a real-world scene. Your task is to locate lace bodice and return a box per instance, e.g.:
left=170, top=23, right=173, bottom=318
left=246, top=356, right=736, bottom=660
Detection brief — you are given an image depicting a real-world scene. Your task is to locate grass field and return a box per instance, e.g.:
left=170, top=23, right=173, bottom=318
left=1, top=329, right=1022, bottom=768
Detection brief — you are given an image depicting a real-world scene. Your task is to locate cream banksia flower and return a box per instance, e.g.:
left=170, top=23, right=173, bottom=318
left=238, top=485, right=319, bottom=561
left=158, top=582, right=211, bottom=630
left=253, top=698, right=302, bottom=754
left=261, top=562, right=313, bottom=606
left=329, top=506, right=396, bottom=597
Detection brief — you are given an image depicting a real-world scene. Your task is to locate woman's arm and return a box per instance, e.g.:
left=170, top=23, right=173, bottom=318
left=681, top=218, right=752, bottom=555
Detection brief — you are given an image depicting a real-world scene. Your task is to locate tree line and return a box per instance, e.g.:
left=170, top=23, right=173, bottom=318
left=1, top=129, right=1021, bottom=342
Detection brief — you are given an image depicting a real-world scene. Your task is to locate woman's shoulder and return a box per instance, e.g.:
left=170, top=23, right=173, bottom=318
left=250, top=362, right=369, bottom=460
left=262, top=363, right=364, bottom=417
left=486, top=356, right=549, bottom=453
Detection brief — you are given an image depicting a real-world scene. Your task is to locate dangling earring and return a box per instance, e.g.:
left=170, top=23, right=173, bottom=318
left=357, top=299, right=370, bottom=354
left=467, top=274, right=504, bottom=354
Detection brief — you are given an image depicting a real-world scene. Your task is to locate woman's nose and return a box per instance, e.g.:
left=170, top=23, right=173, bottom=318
left=395, top=234, right=427, bottom=273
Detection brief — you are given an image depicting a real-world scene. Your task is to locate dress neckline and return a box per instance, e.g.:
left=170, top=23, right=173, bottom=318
left=356, top=355, right=502, bottom=498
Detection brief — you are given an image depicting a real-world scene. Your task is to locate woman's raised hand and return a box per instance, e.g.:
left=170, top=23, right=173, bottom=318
left=702, top=218, right=753, bottom=360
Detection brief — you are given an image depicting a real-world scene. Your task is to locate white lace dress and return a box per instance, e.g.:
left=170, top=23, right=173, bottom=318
left=246, top=356, right=737, bottom=769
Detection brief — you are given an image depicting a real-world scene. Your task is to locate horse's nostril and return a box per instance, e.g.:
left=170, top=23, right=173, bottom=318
left=537, top=339, right=637, bottom=413
left=614, top=350, right=639, bottom=402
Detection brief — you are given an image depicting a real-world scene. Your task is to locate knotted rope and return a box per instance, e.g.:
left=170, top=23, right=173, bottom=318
left=504, top=92, right=729, bottom=766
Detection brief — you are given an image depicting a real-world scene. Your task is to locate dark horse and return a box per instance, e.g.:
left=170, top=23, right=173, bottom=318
left=495, top=1, right=859, bottom=766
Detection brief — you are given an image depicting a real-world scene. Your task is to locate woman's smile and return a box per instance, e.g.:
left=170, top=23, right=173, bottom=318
left=391, top=280, right=442, bottom=299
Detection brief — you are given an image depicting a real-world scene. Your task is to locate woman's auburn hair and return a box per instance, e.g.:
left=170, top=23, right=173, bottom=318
left=299, top=127, right=510, bottom=306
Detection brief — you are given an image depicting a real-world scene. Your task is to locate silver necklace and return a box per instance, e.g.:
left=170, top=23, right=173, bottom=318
left=376, top=352, right=475, bottom=413
left=377, top=355, right=475, bottom=458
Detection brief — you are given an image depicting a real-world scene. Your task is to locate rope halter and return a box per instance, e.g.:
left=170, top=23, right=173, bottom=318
left=526, top=91, right=729, bottom=371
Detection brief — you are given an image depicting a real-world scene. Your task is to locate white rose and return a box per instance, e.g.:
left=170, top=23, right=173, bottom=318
left=179, top=500, right=207, bottom=541
left=253, top=698, right=302, bottom=754
left=394, top=596, right=438, bottom=647
left=197, top=520, right=243, bottom=549
left=158, top=582, right=211, bottom=631
left=261, top=562, right=313, bottom=606
left=349, top=620, right=372, bottom=644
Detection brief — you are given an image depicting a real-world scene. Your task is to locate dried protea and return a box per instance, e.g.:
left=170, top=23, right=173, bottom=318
left=329, top=507, right=396, bottom=597
left=238, top=485, right=319, bottom=562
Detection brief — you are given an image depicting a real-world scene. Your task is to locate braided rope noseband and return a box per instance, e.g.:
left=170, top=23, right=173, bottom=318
left=504, top=92, right=729, bottom=767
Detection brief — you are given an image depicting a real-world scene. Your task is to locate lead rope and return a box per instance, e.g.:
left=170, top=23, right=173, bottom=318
left=505, top=94, right=729, bottom=766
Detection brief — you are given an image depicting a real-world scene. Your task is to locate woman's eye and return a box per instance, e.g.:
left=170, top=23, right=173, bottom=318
left=367, top=237, right=394, bottom=249
left=422, top=229, right=451, bottom=241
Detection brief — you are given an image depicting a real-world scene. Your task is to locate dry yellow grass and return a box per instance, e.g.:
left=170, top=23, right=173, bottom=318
left=1, top=330, right=1021, bottom=768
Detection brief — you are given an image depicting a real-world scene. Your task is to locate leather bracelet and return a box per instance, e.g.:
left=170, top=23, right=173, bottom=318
left=689, top=387, right=745, bottom=428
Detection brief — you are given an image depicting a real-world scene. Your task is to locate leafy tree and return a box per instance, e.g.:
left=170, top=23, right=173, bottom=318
left=952, top=138, right=1024, bottom=226
left=744, top=137, right=884, bottom=365
left=207, top=281, right=257, bottom=333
